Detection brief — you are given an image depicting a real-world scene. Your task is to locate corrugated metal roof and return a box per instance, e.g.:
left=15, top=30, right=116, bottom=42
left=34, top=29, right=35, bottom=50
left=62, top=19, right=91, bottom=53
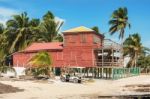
left=24, top=42, right=63, bottom=52
left=63, top=26, right=94, bottom=33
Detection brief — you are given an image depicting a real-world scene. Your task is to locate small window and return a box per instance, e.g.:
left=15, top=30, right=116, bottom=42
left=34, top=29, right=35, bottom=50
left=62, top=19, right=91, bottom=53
left=81, top=34, right=86, bottom=43
left=93, top=35, right=100, bottom=44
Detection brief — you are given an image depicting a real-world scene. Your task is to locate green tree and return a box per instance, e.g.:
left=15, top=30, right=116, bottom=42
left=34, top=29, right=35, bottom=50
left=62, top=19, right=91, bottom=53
left=109, top=7, right=130, bottom=42
left=91, top=26, right=100, bottom=33
left=0, top=11, right=64, bottom=67
left=40, top=11, right=64, bottom=42
left=26, top=51, right=52, bottom=77
left=0, top=24, right=8, bottom=65
left=123, top=33, right=143, bottom=67
left=6, top=12, right=40, bottom=53
left=137, top=55, right=150, bottom=68
left=53, top=34, right=63, bottom=42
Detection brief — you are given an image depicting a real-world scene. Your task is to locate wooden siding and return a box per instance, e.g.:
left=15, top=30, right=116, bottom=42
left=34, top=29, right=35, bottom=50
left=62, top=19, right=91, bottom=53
left=13, top=31, right=103, bottom=68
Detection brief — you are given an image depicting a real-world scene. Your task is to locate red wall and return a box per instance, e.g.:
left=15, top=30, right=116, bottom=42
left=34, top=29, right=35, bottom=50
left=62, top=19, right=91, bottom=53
left=13, top=52, right=34, bottom=67
left=13, top=32, right=103, bottom=68
left=13, top=50, right=64, bottom=67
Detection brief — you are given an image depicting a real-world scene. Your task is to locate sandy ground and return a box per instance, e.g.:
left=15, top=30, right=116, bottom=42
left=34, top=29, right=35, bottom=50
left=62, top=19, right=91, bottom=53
left=0, top=75, right=150, bottom=99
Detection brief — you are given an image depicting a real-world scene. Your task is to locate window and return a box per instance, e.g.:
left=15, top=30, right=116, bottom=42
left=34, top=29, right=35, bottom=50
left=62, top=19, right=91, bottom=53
left=93, top=35, right=101, bottom=44
left=81, top=34, right=86, bottom=43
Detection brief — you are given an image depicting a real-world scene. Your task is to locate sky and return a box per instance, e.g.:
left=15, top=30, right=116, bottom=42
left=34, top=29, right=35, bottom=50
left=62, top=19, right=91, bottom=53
left=0, top=0, right=150, bottom=47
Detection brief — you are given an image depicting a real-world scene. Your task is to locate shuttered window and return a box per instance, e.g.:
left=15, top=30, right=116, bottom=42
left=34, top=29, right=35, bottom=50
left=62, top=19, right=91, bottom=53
left=81, top=34, right=86, bottom=43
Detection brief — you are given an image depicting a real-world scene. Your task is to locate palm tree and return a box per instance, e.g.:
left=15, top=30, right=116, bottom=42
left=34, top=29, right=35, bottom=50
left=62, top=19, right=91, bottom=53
left=137, top=55, right=150, bottom=68
left=0, top=24, right=8, bottom=65
left=26, top=51, right=52, bottom=77
left=40, top=11, right=64, bottom=42
left=6, top=12, right=41, bottom=53
left=123, top=33, right=143, bottom=67
left=0, top=11, right=64, bottom=66
left=109, top=7, right=130, bottom=42
left=109, top=7, right=131, bottom=66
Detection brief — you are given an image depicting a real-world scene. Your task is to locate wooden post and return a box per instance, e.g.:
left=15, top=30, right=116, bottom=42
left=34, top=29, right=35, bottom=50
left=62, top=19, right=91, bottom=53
left=112, top=49, right=114, bottom=66
left=109, top=68, right=111, bottom=79
left=112, top=68, right=114, bottom=79
left=108, top=68, right=110, bottom=79
left=87, top=68, right=89, bottom=77
left=102, top=68, right=104, bottom=78
left=98, top=68, right=100, bottom=78
left=100, top=68, right=102, bottom=78
left=91, top=68, right=92, bottom=78
left=83, top=68, right=85, bottom=78
left=106, top=68, right=108, bottom=79
left=92, top=68, right=94, bottom=78
left=94, top=68, right=96, bottom=78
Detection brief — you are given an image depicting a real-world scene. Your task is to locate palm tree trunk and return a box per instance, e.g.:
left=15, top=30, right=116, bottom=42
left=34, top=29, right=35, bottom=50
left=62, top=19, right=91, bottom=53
left=9, top=31, right=22, bottom=53
left=121, top=38, right=124, bottom=67
left=135, top=53, right=137, bottom=67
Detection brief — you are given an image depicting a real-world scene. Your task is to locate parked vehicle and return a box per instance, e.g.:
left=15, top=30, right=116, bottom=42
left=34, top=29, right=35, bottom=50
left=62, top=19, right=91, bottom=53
left=60, top=74, right=82, bottom=83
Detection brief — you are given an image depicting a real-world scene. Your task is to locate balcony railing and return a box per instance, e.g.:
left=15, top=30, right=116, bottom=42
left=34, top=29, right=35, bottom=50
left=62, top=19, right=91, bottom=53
left=94, top=59, right=123, bottom=67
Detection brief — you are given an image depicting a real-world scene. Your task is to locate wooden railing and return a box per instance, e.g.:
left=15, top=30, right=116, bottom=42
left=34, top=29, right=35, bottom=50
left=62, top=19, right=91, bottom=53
left=94, top=59, right=122, bottom=67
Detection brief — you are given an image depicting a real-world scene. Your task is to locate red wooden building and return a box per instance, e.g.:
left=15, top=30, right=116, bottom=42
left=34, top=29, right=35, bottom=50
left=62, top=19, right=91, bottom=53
left=13, top=26, right=122, bottom=69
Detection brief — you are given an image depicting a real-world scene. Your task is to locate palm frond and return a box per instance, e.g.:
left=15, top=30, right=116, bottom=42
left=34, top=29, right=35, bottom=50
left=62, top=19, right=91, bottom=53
left=109, top=7, right=130, bottom=41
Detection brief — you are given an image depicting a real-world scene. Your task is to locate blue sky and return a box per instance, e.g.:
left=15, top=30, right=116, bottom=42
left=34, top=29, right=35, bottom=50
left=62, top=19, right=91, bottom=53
left=0, top=0, right=150, bottom=47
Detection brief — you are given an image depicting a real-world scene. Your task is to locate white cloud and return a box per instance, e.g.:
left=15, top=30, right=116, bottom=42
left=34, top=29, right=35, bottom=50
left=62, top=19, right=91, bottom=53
left=0, top=7, right=18, bottom=25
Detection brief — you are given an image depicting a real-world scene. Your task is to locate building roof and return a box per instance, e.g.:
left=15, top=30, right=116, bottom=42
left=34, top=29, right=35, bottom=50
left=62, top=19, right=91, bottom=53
left=63, top=26, right=94, bottom=33
left=24, top=42, right=63, bottom=52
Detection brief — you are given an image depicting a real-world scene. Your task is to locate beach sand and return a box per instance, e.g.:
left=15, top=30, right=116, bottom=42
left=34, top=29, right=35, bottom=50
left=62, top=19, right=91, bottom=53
left=0, top=75, right=150, bottom=99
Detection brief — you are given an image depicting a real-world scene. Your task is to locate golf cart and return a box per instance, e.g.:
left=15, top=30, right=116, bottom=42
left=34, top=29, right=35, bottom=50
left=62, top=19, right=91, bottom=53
left=60, top=67, right=85, bottom=83
left=60, top=73, right=82, bottom=83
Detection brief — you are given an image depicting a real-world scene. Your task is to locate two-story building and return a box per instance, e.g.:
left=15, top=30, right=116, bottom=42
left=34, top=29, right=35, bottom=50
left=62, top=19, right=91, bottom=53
left=13, top=26, right=122, bottom=74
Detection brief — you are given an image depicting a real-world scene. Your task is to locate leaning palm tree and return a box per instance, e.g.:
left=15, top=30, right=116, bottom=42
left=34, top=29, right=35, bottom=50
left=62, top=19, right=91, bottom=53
left=0, top=24, right=8, bottom=65
left=26, top=51, right=52, bottom=77
left=6, top=12, right=40, bottom=53
left=123, top=33, right=143, bottom=67
left=109, top=7, right=130, bottom=66
left=109, top=7, right=130, bottom=43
